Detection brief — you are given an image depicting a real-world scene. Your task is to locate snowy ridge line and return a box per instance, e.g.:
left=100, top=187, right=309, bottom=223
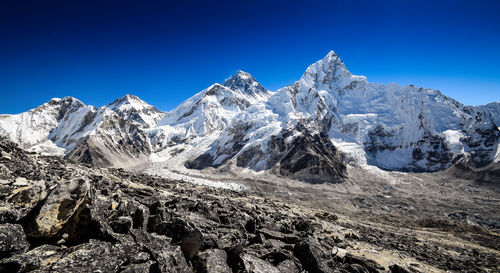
left=0, top=50, right=498, bottom=182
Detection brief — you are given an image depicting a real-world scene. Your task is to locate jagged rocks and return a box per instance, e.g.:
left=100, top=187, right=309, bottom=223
left=0, top=244, right=63, bottom=272
left=48, top=241, right=135, bottom=272
left=181, top=228, right=204, bottom=260
left=343, top=254, right=385, bottom=273
left=294, top=238, right=333, bottom=273
left=193, top=249, right=232, bottom=273
left=241, top=253, right=281, bottom=273
left=0, top=224, right=29, bottom=258
left=0, top=137, right=498, bottom=272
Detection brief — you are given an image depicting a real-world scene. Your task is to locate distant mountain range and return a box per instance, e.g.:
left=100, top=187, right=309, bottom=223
left=1, top=51, right=499, bottom=183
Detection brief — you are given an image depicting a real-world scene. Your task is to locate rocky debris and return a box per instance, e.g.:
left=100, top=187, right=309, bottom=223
left=0, top=137, right=498, bottom=272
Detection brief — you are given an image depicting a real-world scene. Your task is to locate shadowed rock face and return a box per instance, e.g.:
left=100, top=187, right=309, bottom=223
left=187, top=128, right=347, bottom=184
left=0, top=137, right=498, bottom=272
left=276, top=131, right=346, bottom=184
left=64, top=117, right=151, bottom=167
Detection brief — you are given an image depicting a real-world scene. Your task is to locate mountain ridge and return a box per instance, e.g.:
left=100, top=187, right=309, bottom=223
left=0, top=51, right=498, bottom=183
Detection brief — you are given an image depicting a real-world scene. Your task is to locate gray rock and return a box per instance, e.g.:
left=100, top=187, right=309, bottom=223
left=156, top=245, right=191, bottom=273
left=120, top=261, right=157, bottom=273
left=241, top=253, right=281, bottom=273
left=194, top=249, right=232, bottom=273
left=0, top=244, right=63, bottom=272
left=0, top=224, right=29, bottom=258
left=181, top=228, right=203, bottom=260
left=48, top=240, right=140, bottom=272
left=293, top=238, right=333, bottom=273
left=276, top=259, right=301, bottom=273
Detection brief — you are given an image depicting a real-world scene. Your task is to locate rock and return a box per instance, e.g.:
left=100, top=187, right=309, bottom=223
left=12, top=177, right=28, bottom=186
left=181, top=228, right=203, bottom=260
left=276, top=130, right=347, bottom=184
left=0, top=151, right=11, bottom=161
left=334, top=247, right=347, bottom=258
left=131, top=251, right=151, bottom=263
left=0, top=224, right=29, bottom=258
left=241, top=253, right=281, bottom=273
left=346, top=263, right=370, bottom=273
left=0, top=244, right=63, bottom=272
left=344, top=254, right=385, bottom=273
left=48, top=240, right=140, bottom=272
left=193, top=249, right=232, bottom=273
left=31, top=177, right=90, bottom=237
left=120, top=261, right=157, bottom=273
left=249, top=233, right=265, bottom=245
left=294, top=219, right=317, bottom=234
left=389, top=264, right=411, bottom=273
left=156, top=245, right=191, bottom=273
left=110, top=216, right=132, bottom=234
left=245, top=218, right=257, bottom=234
left=276, top=259, right=301, bottom=273
left=130, top=229, right=190, bottom=272
left=6, top=180, right=47, bottom=221
left=293, top=238, right=333, bottom=273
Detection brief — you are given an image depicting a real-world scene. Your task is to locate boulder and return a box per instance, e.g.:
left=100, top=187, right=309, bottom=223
left=193, top=249, right=232, bottom=273
left=0, top=224, right=29, bottom=258
left=294, top=238, right=333, bottom=273
left=241, top=253, right=281, bottom=273
left=31, top=177, right=90, bottom=237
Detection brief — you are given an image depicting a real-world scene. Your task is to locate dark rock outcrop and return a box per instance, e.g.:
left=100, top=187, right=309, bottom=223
left=276, top=131, right=346, bottom=183
left=187, top=127, right=347, bottom=184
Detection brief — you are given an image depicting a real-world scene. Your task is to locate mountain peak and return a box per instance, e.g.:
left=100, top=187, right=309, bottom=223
left=106, top=94, right=165, bottom=128
left=222, top=70, right=269, bottom=99
left=223, top=70, right=254, bottom=86
left=48, top=96, right=82, bottom=104
left=108, top=94, right=143, bottom=106
left=318, top=50, right=348, bottom=72
left=299, top=50, right=366, bottom=89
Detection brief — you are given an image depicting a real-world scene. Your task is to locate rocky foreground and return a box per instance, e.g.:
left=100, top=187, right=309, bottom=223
left=0, top=137, right=498, bottom=273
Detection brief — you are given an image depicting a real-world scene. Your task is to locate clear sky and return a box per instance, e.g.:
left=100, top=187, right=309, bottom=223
left=1, top=0, right=499, bottom=114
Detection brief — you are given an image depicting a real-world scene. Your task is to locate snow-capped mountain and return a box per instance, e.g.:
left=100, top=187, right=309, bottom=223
left=0, top=51, right=498, bottom=183
left=106, top=94, right=165, bottom=128
left=0, top=97, right=93, bottom=155
left=151, top=71, right=271, bottom=149
left=186, top=51, right=499, bottom=175
left=0, top=95, right=158, bottom=167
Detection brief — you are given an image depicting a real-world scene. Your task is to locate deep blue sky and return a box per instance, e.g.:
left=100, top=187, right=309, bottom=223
left=1, top=0, right=499, bottom=114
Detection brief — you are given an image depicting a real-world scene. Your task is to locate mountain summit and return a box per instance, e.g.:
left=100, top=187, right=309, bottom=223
left=222, top=70, right=270, bottom=100
left=106, top=94, right=165, bottom=128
